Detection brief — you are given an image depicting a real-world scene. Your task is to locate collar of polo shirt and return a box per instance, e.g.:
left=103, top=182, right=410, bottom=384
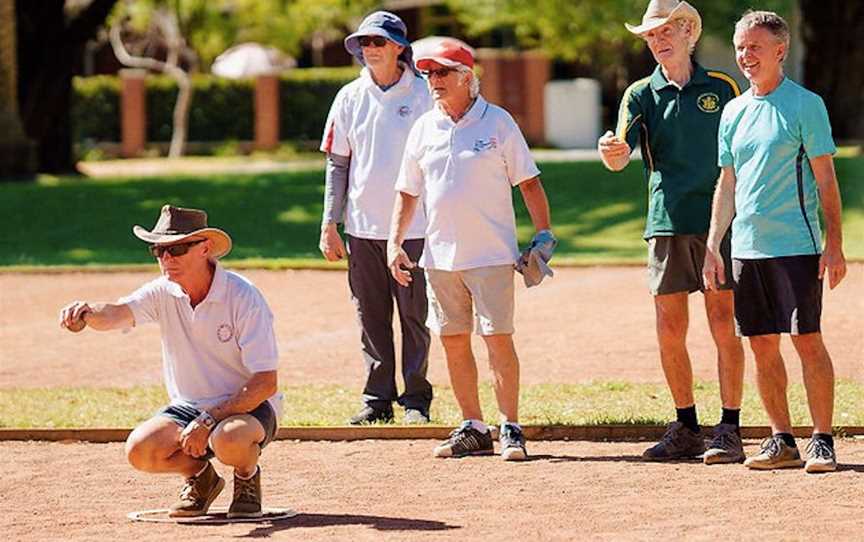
left=165, top=262, right=229, bottom=304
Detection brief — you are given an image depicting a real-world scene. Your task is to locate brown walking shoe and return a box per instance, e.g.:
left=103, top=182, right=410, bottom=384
left=228, top=466, right=263, bottom=519
left=642, top=421, right=705, bottom=461
left=168, top=462, right=225, bottom=517
left=744, top=435, right=804, bottom=470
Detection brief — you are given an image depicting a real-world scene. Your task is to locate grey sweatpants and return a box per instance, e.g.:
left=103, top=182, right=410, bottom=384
left=346, top=235, right=432, bottom=411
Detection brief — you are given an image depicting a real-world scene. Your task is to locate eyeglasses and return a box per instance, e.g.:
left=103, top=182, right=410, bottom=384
left=421, top=67, right=456, bottom=79
left=358, top=36, right=388, bottom=48
left=149, top=239, right=205, bottom=258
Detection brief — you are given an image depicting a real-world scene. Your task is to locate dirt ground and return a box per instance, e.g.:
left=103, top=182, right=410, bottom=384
left=1, top=265, right=861, bottom=389
left=1, top=439, right=863, bottom=541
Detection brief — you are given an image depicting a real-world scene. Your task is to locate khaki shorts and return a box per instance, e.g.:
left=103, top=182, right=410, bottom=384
left=425, top=265, right=515, bottom=336
left=647, top=233, right=733, bottom=295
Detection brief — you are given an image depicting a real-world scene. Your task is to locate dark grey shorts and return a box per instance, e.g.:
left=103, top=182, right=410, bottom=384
left=647, top=233, right=733, bottom=295
left=732, top=255, right=822, bottom=337
left=158, top=401, right=278, bottom=460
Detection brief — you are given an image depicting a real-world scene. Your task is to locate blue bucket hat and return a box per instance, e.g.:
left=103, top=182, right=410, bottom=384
left=344, top=11, right=417, bottom=73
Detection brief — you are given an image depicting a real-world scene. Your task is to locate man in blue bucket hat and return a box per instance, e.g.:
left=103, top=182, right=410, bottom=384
left=319, top=11, right=434, bottom=425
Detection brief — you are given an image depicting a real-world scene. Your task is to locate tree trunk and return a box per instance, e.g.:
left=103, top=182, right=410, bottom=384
left=799, top=0, right=864, bottom=140
left=16, top=0, right=118, bottom=173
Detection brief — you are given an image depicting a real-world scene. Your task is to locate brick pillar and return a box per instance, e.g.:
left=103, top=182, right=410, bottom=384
left=476, top=49, right=549, bottom=145
left=255, top=75, right=279, bottom=150
left=120, top=69, right=147, bottom=158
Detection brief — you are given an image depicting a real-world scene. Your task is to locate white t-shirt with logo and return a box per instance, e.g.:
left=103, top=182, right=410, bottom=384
left=320, top=64, right=432, bottom=240
left=396, top=96, right=541, bottom=271
left=120, top=264, right=283, bottom=417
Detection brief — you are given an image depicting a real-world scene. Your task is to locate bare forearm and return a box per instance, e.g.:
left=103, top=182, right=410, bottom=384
left=84, top=303, right=133, bottom=331
left=519, top=177, right=551, bottom=231
left=601, top=153, right=630, bottom=172
left=389, top=191, right=419, bottom=246
left=208, top=371, right=277, bottom=422
left=707, top=168, right=736, bottom=250
left=812, top=157, right=844, bottom=247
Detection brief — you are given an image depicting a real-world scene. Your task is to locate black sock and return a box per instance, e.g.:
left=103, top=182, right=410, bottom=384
left=813, top=432, right=834, bottom=448
left=676, top=406, right=700, bottom=433
left=720, top=408, right=740, bottom=428
left=775, top=432, right=797, bottom=448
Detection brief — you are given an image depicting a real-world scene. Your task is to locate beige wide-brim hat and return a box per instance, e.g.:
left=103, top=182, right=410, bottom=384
left=133, top=204, right=232, bottom=259
left=625, top=0, right=702, bottom=43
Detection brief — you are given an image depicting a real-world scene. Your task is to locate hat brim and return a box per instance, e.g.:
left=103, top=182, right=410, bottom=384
left=344, top=29, right=410, bottom=59
left=132, top=226, right=233, bottom=259
left=625, top=1, right=702, bottom=42
left=415, top=56, right=465, bottom=71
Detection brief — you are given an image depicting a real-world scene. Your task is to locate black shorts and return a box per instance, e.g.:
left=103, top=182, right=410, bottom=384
left=158, top=400, right=278, bottom=460
left=732, top=255, right=822, bottom=337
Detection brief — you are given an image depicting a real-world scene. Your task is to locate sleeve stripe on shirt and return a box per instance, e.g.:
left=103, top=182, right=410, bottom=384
left=707, top=71, right=741, bottom=97
left=615, top=77, right=651, bottom=139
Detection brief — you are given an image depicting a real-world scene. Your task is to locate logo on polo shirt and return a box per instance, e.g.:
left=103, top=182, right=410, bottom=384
left=217, top=324, right=233, bottom=343
left=398, top=105, right=412, bottom=118
left=697, top=93, right=720, bottom=113
left=473, top=137, right=498, bottom=152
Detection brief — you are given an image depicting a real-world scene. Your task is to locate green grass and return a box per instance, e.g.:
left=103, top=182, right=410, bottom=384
left=3, top=157, right=861, bottom=268
left=2, top=380, right=862, bottom=428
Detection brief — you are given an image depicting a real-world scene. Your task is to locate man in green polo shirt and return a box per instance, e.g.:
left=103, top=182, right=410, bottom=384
left=598, top=0, right=746, bottom=464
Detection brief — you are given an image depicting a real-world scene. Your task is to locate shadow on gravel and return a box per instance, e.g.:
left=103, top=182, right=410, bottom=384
left=528, top=454, right=647, bottom=463
left=242, top=513, right=460, bottom=537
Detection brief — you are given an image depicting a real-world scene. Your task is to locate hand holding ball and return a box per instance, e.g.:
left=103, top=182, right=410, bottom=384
left=66, top=315, right=87, bottom=333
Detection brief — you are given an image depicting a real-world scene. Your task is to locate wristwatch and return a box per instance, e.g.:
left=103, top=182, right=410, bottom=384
left=195, top=411, right=216, bottom=431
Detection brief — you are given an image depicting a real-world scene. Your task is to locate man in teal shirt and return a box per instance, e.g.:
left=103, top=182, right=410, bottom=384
left=704, top=11, right=847, bottom=473
left=599, top=0, right=746, bottom=464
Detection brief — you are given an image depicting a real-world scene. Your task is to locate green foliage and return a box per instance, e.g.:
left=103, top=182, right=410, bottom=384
left=71, top=67, right=358, bottom=143
left=2, top=157, right=863, bottom=268
left=1, top=380, right=862, bottom=428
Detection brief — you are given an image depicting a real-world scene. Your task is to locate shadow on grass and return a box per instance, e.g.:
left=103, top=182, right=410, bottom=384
left=242, top=512, right=460, bottom=537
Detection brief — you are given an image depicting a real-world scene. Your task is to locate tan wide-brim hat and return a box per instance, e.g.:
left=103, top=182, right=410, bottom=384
left=625, top=0, right=702, bottom=43
left=133, top=204, right=232, bottom=259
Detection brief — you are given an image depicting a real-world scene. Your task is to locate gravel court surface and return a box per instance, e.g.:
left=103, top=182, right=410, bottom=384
left=1, top=439, right=863, bottom=541
left=1, top=265, right=861, bottom=389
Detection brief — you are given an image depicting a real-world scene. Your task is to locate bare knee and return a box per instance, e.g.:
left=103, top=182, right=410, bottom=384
left=210, top=418, right=262, bottom=463
left=790, top=333, right=828, bottom=359
left=748, top=335, right=780, bottom=361
left=125, top=433, right=164, bottom=472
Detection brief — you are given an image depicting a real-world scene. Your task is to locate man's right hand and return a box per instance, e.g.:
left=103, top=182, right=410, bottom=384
left=59, top=301, right=91, bottom=332
left=597, top=130, right=631, bottom=171
left=319, top=223, right=346, bottom=261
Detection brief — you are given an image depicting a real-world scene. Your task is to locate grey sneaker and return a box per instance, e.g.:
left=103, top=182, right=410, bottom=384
left=169, top=462, right=225, bottom=517
left=804, top=438, right=837, bottom=473
left=348, top=405, right=394, bottom=425
left=744, top=435, right=804, bottom=470
left=642, top=421, right=705, bottom=461
left=404, top=408, right=430, bottom=424
left=704, top=423, right=745, bottom=465
left=228, top=466, right=263, bottom=519
left=433, top=421, right=494, bottom=458
left=499, top=423, right=527, bottom=461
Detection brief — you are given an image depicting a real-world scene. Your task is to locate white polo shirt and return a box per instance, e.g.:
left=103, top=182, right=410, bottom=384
left=320, top=64, right=432, bottom=240
left=120, top=264, right=283, bottom=418
left=396, top=95, right=541, bottom=271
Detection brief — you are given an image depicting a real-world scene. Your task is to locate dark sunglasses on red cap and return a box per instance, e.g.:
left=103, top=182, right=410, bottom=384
left=358, top=36, right=389, bottom=48
left=149, top=239, right=205, bottom=258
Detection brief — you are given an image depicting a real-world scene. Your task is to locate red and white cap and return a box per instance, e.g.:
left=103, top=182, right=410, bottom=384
left=414, top=38, right=474, bottom=71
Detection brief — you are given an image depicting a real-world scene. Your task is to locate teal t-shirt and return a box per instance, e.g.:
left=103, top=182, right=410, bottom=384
left=718, top=77, right=836, bottom=259
left=617, top=63, right=740, bottom=239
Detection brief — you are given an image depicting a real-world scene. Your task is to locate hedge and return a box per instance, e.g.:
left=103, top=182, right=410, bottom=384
left=72, top=67, right=360, bottom=143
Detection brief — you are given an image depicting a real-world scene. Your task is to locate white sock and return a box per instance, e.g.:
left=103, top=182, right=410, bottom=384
left=193, top=462, right=210, bottom=478
left=467, top=419, right=488, bottom=433
left=236, top=465, right=259, bottom=480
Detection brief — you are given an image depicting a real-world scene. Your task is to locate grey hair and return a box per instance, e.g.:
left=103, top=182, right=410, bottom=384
left=674, top=18, right=698, bottom=54
left=735, top=10, right=790, bottom=62
left=456, top=65, right=480, bottom=98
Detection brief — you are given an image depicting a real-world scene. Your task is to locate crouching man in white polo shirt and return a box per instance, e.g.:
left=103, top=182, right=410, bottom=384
left=59, top=205, right=282, bottom=518
left=388, top=40, right=554, bottom=461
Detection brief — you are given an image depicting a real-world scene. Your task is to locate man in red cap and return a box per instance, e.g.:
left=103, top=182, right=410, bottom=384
left=388, top=39, right=554, bottom=461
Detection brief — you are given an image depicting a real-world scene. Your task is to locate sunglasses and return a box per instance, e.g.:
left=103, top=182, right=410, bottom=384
left=421, top=67, right=456, bottom=79
left=149, top=239, right=205, bottom=258
left=358, top=36, right=388, bottom=48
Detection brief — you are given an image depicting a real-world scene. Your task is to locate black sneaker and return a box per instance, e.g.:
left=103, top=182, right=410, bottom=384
left=499, top=423, right=527, bottom=461
left=642, top=421, right=705, bottom=461
left=703, top=423, right=745, bottom=464
left=403, top=408, right=430, bottom=424
left=432, top=421, right=494, bottom=458
left=348, top=405, right=394, bottom=425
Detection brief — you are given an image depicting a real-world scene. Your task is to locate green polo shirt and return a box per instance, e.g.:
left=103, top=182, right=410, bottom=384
left=616, top=63, right=740, bottom=239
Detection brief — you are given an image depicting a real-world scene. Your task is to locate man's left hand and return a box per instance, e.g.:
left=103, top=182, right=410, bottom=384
left=819, top=241, right=847, bottom=289
left=180, top=421, right=211, bottom=458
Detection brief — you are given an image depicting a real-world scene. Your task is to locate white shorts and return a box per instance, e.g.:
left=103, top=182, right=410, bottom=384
left=425, top=265, right=515, bottom=336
